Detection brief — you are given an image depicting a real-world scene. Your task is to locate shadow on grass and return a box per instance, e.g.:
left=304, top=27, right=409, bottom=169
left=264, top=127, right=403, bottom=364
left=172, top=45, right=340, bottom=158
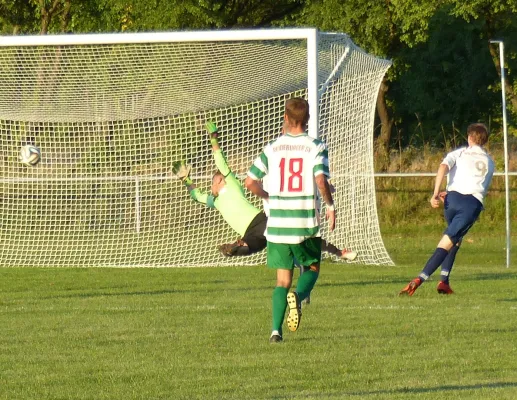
left=343, top=381, right=517, bottom=397
left=42, top=288, right=189, bottom=299
left=467, top=272, right=517, bottom=281
left=318, top=278, right=409, bottom=288
left=40, top=284, right=273, bottom=300
left=315, top=272, right=516, bottom=289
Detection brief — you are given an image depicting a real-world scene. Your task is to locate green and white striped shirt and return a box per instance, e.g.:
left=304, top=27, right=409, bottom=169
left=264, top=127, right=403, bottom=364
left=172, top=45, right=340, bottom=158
left=248, top=133, right=330, bottom=244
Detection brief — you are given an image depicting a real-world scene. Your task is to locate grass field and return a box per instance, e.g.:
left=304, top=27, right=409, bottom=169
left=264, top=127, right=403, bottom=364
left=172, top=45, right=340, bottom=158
left=1, top=228, right=516, bottom=399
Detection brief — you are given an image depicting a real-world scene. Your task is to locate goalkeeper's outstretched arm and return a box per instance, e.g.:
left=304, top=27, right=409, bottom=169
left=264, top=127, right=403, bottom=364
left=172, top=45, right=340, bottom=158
left=206, top=121, right=221, bottom=152
left=171, top=161, right=216, bottom=208
left=206, top=121, right=232, bottom=178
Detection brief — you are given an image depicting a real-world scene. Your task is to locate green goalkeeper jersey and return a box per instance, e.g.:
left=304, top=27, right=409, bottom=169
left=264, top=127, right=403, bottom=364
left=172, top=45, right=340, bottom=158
left=190, top=149, right=261, bottom=237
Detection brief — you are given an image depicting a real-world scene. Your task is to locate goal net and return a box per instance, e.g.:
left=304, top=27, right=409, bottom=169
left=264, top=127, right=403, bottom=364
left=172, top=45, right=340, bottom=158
left=0, top=29, right=393, bottom=267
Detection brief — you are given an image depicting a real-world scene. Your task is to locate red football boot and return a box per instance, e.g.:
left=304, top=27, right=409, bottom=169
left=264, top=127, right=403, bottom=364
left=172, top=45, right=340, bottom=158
left=437, top=281, right=454, bottom=295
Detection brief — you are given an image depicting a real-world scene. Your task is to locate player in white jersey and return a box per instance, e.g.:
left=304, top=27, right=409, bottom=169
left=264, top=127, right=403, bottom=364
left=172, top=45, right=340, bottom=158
left=400, top=123, right=494, bottom=296
left=245, top=97, right=335, bottom=343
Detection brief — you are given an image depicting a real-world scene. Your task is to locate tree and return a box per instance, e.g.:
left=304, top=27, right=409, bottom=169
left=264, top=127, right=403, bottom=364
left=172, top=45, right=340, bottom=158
left=113, top=0, right=306, bottom=31
left=0, top=0, right=38, bottom=34
left=391, top=8, right=500, bottom=147
left=0, top=0, right=80, bottom=34
left=295, top=0, right=441, bottom=169
left=448, top=0, right=517, bottom=120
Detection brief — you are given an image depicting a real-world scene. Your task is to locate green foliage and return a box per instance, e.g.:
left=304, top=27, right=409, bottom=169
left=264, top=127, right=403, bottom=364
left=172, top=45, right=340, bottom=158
left=449, top=0, right=517, bottom=23
left=296, top=0, right=517, bottom=146
left=95, top=0, right=306, bottom=31
left=0, top=0, right=38, bottom=34
left=297, top=0, right=440, bottom=76
left=447, top=0, right=517, bottom=131
left=391, top=8, right=500, bottom=147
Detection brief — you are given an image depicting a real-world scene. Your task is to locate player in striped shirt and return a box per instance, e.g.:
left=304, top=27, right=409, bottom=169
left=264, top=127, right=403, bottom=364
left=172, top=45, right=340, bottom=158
left=399, top=123, right=494, bottom=296
left=245, top=97, right=335, bottom=343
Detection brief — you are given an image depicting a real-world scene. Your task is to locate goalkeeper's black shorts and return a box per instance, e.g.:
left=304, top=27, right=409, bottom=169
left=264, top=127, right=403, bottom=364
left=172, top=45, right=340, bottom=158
left=242, top=212, right=267, bottom=253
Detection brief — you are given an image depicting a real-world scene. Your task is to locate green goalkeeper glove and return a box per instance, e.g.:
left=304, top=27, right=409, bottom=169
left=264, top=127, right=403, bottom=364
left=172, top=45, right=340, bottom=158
left=206, top=121, right=219, bottom=143
left=171, top=161, right=193, bottom=186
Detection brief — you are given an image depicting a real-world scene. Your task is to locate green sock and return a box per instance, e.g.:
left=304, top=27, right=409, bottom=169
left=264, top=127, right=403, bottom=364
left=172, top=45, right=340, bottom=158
left=296, top=269, right=319, bottom=301
left=272, top=286, right=289, bottom=335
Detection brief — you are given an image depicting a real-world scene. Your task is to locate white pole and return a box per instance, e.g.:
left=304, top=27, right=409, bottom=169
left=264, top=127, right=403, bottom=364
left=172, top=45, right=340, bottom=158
left=307, top=29, right=319, bottom=139
left=490, top=40, right=511, bottom=268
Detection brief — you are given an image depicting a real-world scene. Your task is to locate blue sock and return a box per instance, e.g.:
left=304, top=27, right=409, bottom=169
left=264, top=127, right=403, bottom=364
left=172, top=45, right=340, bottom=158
left=440, top=245, right=459, bottom=284
left=419, top=248, right=449, bottom=281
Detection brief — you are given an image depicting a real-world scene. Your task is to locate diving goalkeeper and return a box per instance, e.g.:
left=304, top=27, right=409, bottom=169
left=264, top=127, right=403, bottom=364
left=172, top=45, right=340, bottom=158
left=172, top=122, right=357, bottom=261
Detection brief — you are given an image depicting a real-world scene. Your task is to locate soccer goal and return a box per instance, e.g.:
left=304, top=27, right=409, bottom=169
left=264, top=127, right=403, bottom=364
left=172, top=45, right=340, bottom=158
left=0, top=29, right=393, bottom=267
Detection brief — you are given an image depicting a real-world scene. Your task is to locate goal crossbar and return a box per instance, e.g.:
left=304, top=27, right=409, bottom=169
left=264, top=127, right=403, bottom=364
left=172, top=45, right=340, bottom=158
left=0, top=29, right=321, bottom=46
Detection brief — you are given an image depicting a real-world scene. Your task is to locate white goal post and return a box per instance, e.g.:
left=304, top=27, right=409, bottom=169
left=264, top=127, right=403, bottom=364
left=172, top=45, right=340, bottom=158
left=0, top=29, right=393, bottom=267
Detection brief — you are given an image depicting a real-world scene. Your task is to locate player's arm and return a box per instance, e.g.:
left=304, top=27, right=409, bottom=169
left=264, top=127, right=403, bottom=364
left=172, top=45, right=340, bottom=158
left=189, top=188, right=216, bottom=208
left=315, top=174, right=335, bottom=232
left=206, top=121, right=232, bottom=177
left=171, top=161, right=216, bottom=208
left=245, top=176, right=269, bottom=200
left=206, top=121, right=221, bottom=152
left=430, top=163, right=449, bottom=208
left=316, top=174, right=333, bottom=206
left=245, top=151, right=269, bottom=199
left=433, top=147, right=462, bottom=206
left=314, top=142, right=335, bottom=232
left=171, top=161, right=192, bottom=188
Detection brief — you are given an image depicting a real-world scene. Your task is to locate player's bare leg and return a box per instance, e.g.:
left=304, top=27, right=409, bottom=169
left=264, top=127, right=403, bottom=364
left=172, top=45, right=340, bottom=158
left=321, top=240, right=357, bottom=261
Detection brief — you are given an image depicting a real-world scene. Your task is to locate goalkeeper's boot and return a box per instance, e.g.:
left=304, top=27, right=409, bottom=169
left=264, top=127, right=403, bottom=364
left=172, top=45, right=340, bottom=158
left=341, top=249, right=358, bottom=261
left=269, top=330, right=283, bottom=344
left=399, top=278, right=422, bottom=296
left=218, top=240, right=248, bottom=257
left=286, top=292, right=302, bottom=332
left=437, top=281, right=454, bottom=295
left=218, top=243, right=235, bottom=257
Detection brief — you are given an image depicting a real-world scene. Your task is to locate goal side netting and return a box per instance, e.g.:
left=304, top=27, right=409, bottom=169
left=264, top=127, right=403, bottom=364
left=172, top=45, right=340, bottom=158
left=0, top=30, right=393, bottom=267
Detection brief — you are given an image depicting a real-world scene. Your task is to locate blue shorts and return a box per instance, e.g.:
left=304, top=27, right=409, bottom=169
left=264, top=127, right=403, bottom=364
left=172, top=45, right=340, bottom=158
left=443, top=191, right=483, bottom=245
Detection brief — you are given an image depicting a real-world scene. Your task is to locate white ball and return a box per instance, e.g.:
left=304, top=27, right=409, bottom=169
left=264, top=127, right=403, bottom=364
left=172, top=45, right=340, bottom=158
left=19, top=145, right=41, bottom=167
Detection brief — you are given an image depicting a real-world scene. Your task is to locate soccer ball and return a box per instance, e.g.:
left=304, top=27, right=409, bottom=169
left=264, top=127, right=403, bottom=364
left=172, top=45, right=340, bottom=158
left=19, top=144, right=41, bottom=166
